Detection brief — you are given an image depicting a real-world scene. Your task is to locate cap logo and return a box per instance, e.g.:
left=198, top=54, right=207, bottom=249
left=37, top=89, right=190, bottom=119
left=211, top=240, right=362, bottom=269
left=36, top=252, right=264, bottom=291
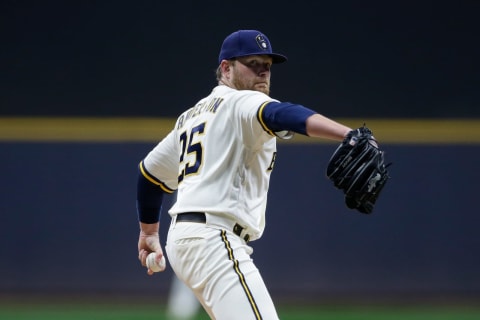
left=255, top=34, right=269, bottom=51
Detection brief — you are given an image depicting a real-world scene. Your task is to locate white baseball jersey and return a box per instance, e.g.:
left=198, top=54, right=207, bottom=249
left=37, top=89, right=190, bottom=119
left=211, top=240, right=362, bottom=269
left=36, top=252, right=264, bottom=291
left=143, top=85, right=292, bottom=240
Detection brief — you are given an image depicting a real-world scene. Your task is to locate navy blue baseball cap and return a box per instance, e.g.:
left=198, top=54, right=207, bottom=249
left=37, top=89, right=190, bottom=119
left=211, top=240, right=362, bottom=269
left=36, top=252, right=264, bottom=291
left=218, top=30, right=288, bottom=64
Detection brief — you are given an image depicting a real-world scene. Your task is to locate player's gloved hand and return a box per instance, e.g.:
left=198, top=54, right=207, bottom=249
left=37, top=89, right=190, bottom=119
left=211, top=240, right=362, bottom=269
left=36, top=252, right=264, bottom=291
left=326, top=125, right=391, bottom=214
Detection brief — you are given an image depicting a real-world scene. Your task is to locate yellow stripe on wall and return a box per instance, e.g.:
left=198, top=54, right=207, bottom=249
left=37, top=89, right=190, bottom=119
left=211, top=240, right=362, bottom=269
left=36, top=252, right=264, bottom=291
left=287, top=118, right=480, bottom=144
left=0, top=117, right=479, bottom=144
left=0, top=117, right=174, bottom=142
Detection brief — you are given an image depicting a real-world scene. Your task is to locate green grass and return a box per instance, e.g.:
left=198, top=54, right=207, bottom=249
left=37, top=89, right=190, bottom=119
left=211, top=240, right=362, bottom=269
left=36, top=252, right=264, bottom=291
left=1, top=302, right=480, bottom=320
left=279, top=305, right=480, bottom=320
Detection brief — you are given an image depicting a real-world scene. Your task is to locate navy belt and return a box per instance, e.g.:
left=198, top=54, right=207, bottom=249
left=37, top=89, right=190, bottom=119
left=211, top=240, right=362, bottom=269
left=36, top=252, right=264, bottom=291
left=176, top=212, right=250, bottom=243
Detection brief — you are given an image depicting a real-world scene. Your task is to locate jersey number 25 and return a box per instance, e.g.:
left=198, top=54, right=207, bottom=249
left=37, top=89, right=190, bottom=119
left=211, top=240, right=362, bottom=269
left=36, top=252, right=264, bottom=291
left=178, top=122, right=205, bottom=183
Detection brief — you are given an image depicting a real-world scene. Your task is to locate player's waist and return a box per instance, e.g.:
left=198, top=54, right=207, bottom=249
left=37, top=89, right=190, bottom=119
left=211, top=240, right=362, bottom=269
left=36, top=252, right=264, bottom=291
left=175, top=212, right=252, bottom=243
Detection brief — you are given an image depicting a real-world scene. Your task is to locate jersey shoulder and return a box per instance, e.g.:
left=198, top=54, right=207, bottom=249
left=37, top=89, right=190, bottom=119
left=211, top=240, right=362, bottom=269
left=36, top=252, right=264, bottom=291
left=214, top=86, right=279, bottom=117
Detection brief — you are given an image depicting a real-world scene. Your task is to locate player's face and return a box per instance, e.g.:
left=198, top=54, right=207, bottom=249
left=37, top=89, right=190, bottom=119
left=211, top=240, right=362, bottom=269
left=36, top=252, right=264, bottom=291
left=230, top=55, right=272, bottom=95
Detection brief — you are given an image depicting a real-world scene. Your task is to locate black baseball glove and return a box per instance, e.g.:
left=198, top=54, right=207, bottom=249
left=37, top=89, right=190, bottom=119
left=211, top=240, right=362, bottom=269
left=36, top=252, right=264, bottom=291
left=326, top=125, right=391, bottom=214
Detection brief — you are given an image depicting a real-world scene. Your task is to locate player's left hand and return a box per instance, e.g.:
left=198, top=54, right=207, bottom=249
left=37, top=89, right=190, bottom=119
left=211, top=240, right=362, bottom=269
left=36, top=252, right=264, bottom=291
left=326, top=125, right=391, bottom=213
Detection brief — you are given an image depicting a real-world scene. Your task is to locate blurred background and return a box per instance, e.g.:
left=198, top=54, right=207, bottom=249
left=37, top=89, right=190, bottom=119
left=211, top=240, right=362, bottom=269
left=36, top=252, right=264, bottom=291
left=1, top=1, right=479, bottom=118
left=1, top=0, right=479, bottom=316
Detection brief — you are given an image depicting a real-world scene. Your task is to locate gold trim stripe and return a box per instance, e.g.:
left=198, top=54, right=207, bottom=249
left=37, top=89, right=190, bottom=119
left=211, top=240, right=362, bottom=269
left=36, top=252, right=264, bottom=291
left=221, top=230, right=262, bottom=320
left=257, top=102, right=275, bottom=136
left=0, top=117, right=479, bottom=144
left=139, top=161, right=175, bottom=194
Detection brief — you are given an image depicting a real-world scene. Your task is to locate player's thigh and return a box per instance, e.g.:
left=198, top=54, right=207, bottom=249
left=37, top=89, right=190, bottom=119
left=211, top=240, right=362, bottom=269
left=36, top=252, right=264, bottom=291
left=166, top=225, right=278, bottom=319
left=165, top=222, right=210, bottom=283
left=206, top=232, right=279, bottom=320
left=210, top=261, right=279, bottom=320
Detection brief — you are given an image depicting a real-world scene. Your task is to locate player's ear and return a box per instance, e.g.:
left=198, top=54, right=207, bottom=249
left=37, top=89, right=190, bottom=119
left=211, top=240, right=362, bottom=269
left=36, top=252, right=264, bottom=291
left=220, top=60, right=233, bottom=74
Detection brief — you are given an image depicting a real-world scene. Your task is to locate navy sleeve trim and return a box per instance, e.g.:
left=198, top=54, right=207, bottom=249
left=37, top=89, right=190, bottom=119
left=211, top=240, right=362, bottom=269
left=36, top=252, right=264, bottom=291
left=258, top=101, right=316, bottom=136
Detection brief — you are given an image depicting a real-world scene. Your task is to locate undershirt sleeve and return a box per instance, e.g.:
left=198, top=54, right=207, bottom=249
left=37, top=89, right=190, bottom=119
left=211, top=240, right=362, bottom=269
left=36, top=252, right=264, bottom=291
left=259, top=101, right=316, bottom=136
left=136, top=161, right=168, bottom=224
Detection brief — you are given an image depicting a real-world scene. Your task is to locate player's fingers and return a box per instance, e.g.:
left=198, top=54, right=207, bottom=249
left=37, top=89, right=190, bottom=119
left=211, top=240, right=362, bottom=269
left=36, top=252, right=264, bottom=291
left=138, top=249, right=148, bottom=266
left=155, top=251, right=163, bottom=265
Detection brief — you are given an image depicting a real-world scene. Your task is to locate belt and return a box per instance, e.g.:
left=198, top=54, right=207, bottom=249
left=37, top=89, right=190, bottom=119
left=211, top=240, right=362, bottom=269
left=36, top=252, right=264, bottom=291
left=176, top=212, right=250, bottom=243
